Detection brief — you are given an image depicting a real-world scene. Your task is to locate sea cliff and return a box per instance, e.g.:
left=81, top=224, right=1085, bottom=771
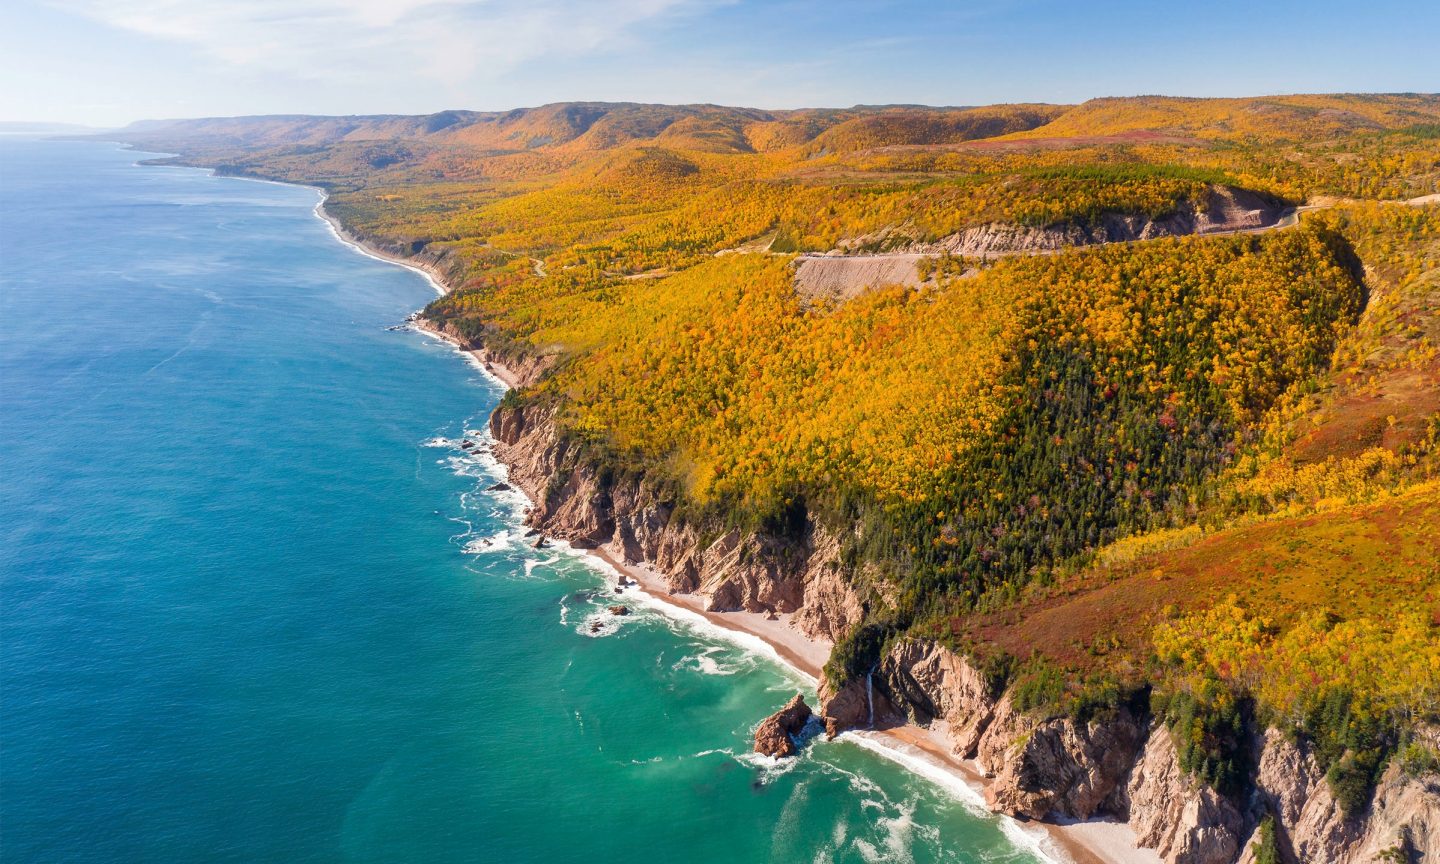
left=825, top=639, right=1440, bottom=864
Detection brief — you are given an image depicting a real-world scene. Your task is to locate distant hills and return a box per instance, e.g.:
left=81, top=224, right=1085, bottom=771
left=115, top=93, right=1440, bottom=156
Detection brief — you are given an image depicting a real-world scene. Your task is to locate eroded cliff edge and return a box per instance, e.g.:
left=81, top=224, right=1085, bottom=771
left=489, top=401, right=866, bottom=644
left=820, top=638, right=1439, bottom=864
left=487, top=399, right=1437, bottom=864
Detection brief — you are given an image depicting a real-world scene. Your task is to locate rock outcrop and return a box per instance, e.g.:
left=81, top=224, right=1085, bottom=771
left=417, top=315, right=554, bottom=388
left=818, top=637, right=1439, bottom=864
left=1239, top=726, right=1440, bottom=864
left=817, top=673, right=880, bottom=738
left=1353, top=761, right=1440, bottom=864
left=920, top=186, right=1287, bottom=258
left=980, top=696, right=1145, bottom=822
left=876, top=638, right=1001, bottom=751
left=1126, top=728, right=1246, bottom=864
left=753, top=693, right=814, bottom=758
left=796, top=185, right=1291, bottom=301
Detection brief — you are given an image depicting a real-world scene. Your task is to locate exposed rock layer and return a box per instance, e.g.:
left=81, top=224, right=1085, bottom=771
left=820, top=638, right=1438, bottom=864
left=869, top=186, right=1289, bottom=258
left=795, top=185, right=1290, bottom=301
left=418, top=316, right=553, bottom=387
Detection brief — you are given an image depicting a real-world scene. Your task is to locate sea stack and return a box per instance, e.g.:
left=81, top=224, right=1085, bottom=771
left=752, top=693, right=813, bottom=758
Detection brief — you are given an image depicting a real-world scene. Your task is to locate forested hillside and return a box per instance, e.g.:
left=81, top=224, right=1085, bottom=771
left=120, top=93, right=1440, bottom=830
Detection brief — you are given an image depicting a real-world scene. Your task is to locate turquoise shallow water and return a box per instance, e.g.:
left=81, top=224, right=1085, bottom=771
left=0, top=139, right=1050, bottom=863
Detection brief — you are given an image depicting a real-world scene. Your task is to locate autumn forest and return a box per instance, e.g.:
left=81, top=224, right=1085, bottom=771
left=126, top=93, right=1440, bottom=821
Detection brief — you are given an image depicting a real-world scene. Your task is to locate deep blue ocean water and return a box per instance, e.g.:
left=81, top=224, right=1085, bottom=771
left=0, top=139, right=1050, bottom=863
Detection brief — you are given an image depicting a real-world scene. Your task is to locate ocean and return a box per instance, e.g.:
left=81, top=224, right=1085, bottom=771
left=0, top=138, right=1049, bottom=863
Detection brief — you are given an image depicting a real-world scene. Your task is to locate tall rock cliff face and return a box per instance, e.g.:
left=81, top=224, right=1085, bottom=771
left=488, top=402, right=865, bottom=642
left=979, top=695, right=1145, bottom=823
left=1237, top=727, right=1440, bottom=864
left=1126, top=730, right=1247, bottom=864
left=819, top=638, right=1439, bottom=864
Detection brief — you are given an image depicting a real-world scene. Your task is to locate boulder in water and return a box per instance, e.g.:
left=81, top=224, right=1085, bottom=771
left=753, top=693, right=813, bottom=758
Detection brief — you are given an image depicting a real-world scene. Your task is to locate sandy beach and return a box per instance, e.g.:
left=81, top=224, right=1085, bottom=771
left=321, top=201, right=1164, bottom=864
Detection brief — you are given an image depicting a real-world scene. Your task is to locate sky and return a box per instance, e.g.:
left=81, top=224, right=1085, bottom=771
left=2, top=0, right=1437, bottom=127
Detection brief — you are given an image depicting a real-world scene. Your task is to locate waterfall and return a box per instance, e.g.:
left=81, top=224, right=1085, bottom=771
left=866, top=671, right=874, bottom=729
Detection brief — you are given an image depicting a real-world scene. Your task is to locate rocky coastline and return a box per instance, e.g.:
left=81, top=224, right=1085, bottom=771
left=482, top=393, right=1439, bottom=864
left=331, top=196, right=1436, bottom=864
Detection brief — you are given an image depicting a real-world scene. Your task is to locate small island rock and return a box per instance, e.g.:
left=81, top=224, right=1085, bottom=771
left=753, top=693, right=813, bottom=758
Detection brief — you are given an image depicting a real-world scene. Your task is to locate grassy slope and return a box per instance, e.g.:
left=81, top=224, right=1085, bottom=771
left=952, top=482, right=1439, bottom=674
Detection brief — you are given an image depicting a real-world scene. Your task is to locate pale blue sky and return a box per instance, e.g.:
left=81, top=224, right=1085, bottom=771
left=2, top=0, right=1437, bottom=127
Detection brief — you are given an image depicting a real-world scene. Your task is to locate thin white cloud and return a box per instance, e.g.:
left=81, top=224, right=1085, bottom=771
left=51, top=0, right=713, bottom=89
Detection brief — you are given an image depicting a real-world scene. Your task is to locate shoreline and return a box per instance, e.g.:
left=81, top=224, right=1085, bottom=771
left=309, top=197, right=452, bottom=299
left=411, top=317, right=526, bottom=389
left=310, top=188, right=1158, bottom=864
left=566, top=510, right=1145, bottom=864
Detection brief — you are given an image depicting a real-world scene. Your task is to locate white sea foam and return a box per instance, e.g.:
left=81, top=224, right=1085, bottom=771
left=838, top=731, right=1061, bottom=863
left=549, top=543, right=814, bottom=687
left=853, top=801, right=920, bottom=864
left=840, top=732, right=988, bottom=812
left=820, top=760, right=883, bottom=800
left=441, top=455, right=487, bottom=479
left=461, top=528, right=524, bottom=555
left=524, top=555, right=561, bottom=579
left=690, top=748, right=732, bottom=759
left=577, top=613, right=619, bottom=638
left=673, top=645, right=749, bottom=676
left=736, top=749, right=801, bottom=783
left=412, top=325, right=512, bottom=392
